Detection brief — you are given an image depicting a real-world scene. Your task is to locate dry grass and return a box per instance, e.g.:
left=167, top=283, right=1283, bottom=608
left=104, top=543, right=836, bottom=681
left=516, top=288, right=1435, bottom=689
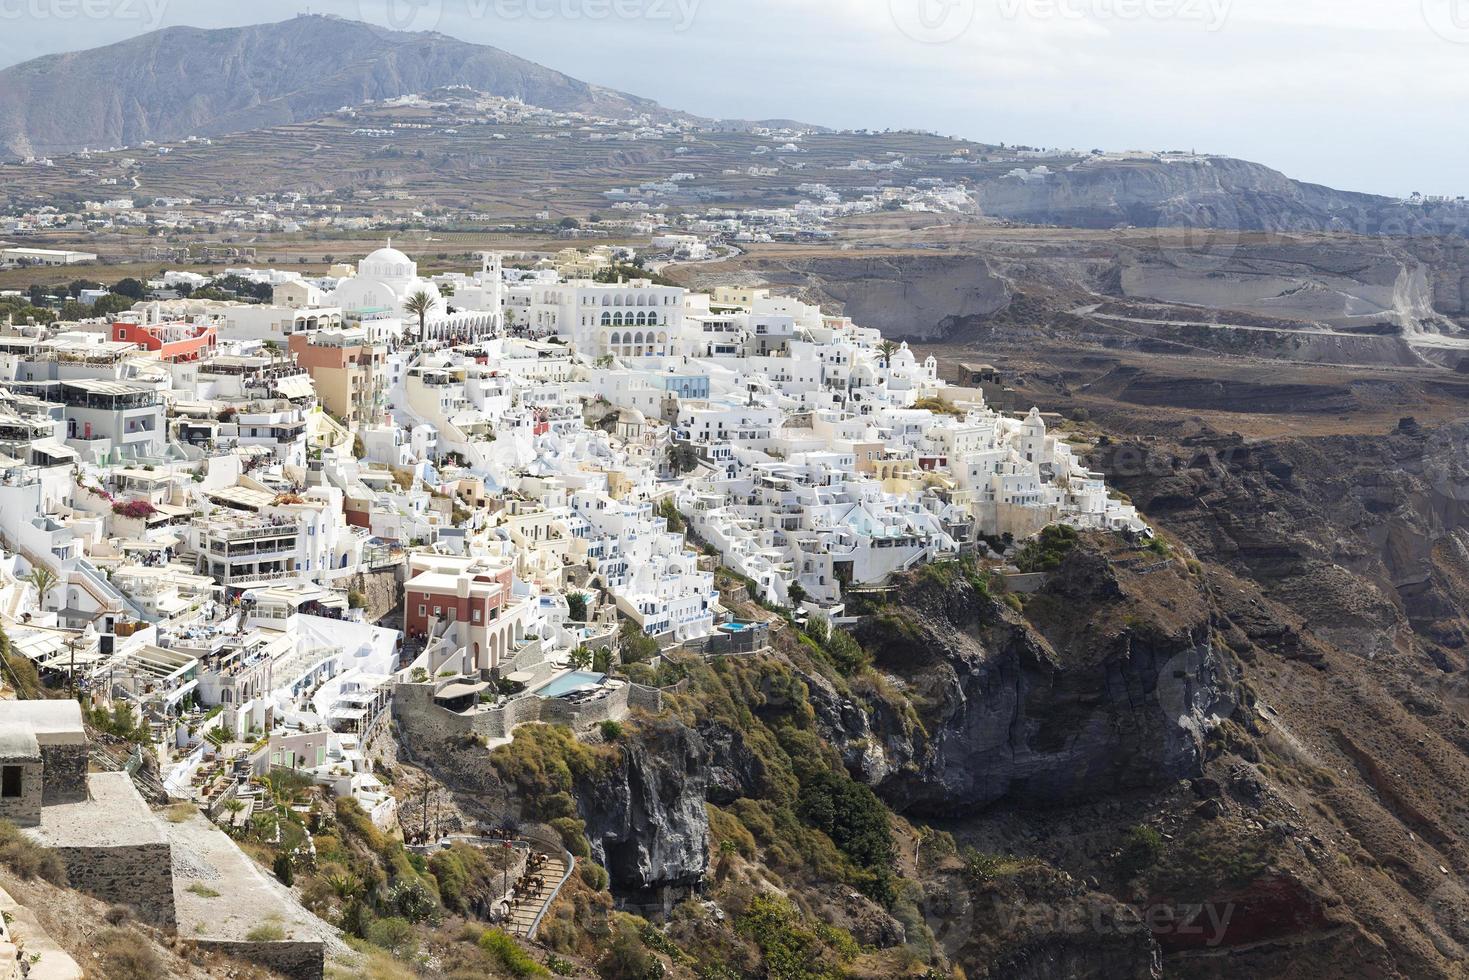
left=0, top=820, right=65, bottom=885
left=94, top=926, right=164, bottom=980
left=163, top=803, right=198, bottom=823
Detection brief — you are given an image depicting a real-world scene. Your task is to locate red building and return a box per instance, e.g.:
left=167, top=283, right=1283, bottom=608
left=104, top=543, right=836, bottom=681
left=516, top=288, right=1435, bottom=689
left=404, top=558, right=512, bottom=636
left=111, top=320, right=217, bottom=363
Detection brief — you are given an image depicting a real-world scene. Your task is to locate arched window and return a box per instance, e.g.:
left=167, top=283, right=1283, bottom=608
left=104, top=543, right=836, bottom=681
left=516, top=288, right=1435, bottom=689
left=601, top=312, right=611, bottom=326
left=610, top=332, right=622, bottom=346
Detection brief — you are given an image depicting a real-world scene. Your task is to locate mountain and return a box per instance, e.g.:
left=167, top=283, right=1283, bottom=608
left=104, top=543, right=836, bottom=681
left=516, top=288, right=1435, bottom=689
left=0, top=14, right=682, bottom=159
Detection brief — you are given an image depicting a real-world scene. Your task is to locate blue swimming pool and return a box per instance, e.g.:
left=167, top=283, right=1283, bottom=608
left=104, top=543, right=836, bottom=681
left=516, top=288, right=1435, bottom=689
left=721, top=622, right=750, bottom=633
left=533, top=671, right=607, bottom=699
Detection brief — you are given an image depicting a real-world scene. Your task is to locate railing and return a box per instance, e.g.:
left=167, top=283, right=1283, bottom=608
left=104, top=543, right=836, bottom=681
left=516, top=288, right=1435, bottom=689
left=228, top=569, right=301, bottom=587
left=519, top=828, right=576, bottom=941
left=213, top=523, right=297, bottom=542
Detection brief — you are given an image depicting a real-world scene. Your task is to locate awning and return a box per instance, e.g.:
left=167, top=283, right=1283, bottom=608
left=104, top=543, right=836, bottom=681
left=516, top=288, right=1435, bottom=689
left=163, top=678, right=199, bottom=705
left=274, top=376, right=315, bottom=399
left=30, top=439, right=78, bottom=461
left=434, top=681, right=489, bottom=700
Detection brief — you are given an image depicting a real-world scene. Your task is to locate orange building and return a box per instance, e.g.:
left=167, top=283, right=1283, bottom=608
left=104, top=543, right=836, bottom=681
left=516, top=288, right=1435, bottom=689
left=287, top=329, right=386, bottom=426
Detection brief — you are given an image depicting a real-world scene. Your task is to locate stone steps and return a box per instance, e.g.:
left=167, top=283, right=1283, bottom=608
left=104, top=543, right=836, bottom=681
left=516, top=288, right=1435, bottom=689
left=505, top=856, right=567, bottom=938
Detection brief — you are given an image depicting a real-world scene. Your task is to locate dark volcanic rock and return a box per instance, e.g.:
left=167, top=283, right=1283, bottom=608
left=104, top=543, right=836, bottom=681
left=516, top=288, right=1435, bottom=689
left=842, top=544, right=1236, bottom=816
left=576, top=720, right=709, bottom=908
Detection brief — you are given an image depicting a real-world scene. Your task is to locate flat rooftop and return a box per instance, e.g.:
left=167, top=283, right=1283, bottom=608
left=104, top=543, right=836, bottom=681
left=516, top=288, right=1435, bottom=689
left=0, top=700, right=84, bottom=745
left=169, top=812, right=343, bottom=950
left=27, top=772, right=165, bottom=849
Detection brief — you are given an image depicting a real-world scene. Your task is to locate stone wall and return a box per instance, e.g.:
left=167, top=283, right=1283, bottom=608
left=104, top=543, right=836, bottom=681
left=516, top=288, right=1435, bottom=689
left=354, top=567, right=403, bottom=624
left=0, top=760, right=41, bottom=827
left=627, top=684, right=663, bottom=712
left=393, top=680, right=650, bottom=746
left=40, top=744, right=87, bottom=803
left=51, top=842, right=176, bottom=926
left=194, top=939, right=324, bottom=980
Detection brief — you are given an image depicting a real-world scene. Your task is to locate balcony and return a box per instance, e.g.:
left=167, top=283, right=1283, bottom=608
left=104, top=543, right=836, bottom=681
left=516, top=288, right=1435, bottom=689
left=212, top=522, right=298, bottom=543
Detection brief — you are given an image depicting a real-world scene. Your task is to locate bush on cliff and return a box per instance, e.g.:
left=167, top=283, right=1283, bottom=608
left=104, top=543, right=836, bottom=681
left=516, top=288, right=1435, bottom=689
left=490, top=724, right=620, bottom=821
left=1014, top=524, right=1080, bottom=573
left=479, top=927, right=549, bottom=977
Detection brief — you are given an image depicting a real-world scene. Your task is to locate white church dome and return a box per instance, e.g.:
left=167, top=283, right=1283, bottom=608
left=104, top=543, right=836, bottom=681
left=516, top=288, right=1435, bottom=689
left=364, top=245, right=412, bottom=268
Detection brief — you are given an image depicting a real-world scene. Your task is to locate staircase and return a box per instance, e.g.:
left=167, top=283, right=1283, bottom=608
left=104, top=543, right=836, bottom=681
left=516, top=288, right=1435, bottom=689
left=505, top=850, right=570, bottom=940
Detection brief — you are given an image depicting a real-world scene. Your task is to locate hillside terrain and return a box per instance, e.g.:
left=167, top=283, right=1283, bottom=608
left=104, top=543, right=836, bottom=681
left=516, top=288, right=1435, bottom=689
left=678, top=226, right=1469, bottom=358
left=0, top=15, right=679, bottom=160
left=4, top=17, right=1469, bottom=243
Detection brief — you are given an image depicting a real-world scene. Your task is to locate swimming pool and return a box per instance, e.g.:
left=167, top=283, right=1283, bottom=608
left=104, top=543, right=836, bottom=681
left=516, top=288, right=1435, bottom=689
left=533, top=671, right=607, bottom=699
left=720, top=622, right=750, bottom=633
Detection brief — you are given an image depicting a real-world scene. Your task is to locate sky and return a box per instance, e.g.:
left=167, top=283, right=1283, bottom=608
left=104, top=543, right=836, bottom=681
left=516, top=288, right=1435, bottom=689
left=0, top=0, right=1465, bottom=198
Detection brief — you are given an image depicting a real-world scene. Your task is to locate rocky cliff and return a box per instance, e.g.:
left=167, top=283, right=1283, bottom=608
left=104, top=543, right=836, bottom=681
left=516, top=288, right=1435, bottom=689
left=574, top=719, right=710, bottom=908
left=685, top=230, right=1469, bottom=344
left=788, top=548, right=1237, bottom=816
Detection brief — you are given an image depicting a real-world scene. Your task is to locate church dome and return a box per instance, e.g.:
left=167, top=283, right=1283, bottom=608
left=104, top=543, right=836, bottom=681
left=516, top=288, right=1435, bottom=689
left=359, top=243, right=417, bottom=284
left=364, top=245, right=412, bottom=268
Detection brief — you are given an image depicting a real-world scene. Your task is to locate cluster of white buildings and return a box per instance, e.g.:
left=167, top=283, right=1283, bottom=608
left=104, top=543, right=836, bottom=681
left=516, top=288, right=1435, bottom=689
left=0, top=242, right=1145, bottom=817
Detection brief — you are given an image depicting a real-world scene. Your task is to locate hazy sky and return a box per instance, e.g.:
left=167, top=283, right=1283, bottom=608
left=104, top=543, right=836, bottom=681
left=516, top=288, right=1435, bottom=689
left=1, top=0, right=1465, bottom=197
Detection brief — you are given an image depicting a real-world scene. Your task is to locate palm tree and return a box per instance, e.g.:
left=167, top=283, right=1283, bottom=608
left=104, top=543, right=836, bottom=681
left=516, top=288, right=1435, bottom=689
left=404, top=289, right=436, bottom=338
left=877, top=340, right=898, bottom=370
left=23, top=566, right=57, bottom=612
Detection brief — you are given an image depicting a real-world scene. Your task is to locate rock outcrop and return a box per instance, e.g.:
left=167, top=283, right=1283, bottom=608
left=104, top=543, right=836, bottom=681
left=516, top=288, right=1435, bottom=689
left=574, top=719, right=709, bottom=910
left=833, top=546, right=1235, bottom=815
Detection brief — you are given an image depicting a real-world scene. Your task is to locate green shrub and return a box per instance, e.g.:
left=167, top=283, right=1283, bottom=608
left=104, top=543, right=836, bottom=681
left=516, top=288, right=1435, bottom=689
left=1115, top=824, right=1164, bottom=880
left=597, top=918, right=664, bottom=980
left=795, top=769, right=895, bottom=904
left=735, top=896, right=836, bottom=980
left=580, top=861, right=610, bottom=890
left=1014, top=524, right=1080, bottom=573
left=550, top=816, right=591, bottom=859
left=365, top=916, right=418, bottom=958
left=599, top=720, right=624, bottom=741
left=618, top=621, right=661, bottom=664
left=478, top=928, right=549, bottom=977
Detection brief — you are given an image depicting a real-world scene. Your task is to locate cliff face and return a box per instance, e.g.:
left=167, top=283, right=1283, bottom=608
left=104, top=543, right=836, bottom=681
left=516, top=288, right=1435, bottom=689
left=574, top=719, right=710, bottom=908
left=808, top=546, right=1236, bottom=816
left=972, top=155, right=1461, bottom=239
left=690, top=228, right=1469, bottom=344
left=1096, top=422, right=1469, bottom=665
